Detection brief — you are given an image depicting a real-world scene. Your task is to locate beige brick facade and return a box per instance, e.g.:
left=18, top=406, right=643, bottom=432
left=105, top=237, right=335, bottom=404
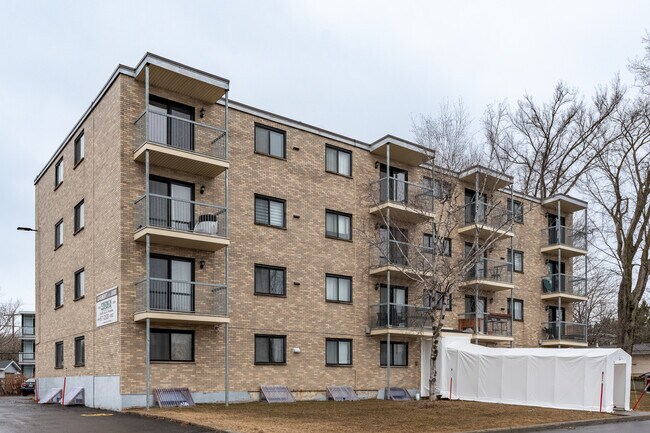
left=34, top=55, right=588, bottom=408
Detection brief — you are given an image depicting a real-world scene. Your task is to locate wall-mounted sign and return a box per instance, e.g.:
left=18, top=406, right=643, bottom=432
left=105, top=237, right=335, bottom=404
left=96, top=287, right=118, bottom=327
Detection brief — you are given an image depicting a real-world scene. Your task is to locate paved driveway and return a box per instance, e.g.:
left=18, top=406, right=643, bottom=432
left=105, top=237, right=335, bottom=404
left=540, top=419, right=650, bottom=433
left=0, top=396, right=214, bottom=433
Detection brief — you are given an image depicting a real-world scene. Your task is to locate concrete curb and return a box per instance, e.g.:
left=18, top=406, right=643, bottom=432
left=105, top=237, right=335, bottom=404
left=465, top=412, right=650, bottom=433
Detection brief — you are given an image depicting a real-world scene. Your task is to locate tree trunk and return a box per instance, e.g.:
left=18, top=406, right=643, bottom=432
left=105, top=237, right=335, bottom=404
left=428, top=324, right=441, bottom=401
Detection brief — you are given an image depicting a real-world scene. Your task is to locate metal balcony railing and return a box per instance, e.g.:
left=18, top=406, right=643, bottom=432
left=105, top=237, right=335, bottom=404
left=19, top=352, right=35, bottom=364
left=20, top=327, right=35, bottom=338
left=370, top=177, right=434, bottom=213
left=541, top=225, right=587, bottom=250
left=134, top=194, right=228, bottom=238
left=369, top=304, right=432, bottom=330
left=459, top=202, right=511, bottom=231
left=542, top=321, right=587, bottom=342
left=458, top=312, right=512, bottom=337
left=541, top=274, right=587, bottom=297
left=463, top=258, right=512, bottom=284
left=134, top=110, right=227, bottom=161
left=373, top=239, right=435, bottom=271
left=135, top=278, right=227, bottom=317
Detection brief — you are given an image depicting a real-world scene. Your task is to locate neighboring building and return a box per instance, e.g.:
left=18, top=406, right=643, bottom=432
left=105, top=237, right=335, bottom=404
left=33, top=53, right=590, bottom=409
left=19, top=312, right=36, bottom=378
left=0, top=360, right=21, bottom=379
left=632, top=343, right=650, bottom=376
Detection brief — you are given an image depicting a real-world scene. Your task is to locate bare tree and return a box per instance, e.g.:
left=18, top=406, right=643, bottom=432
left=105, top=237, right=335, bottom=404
left=630, top=32, right=650, bottom=94
left=0, top=291, right=22, bottom=362
left=584, top=98, right=650, bottom=354
left=484, top=80, right=624, bottom=198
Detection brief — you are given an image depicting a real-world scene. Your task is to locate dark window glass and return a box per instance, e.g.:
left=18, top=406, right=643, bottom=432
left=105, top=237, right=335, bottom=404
left=380, top=341, right=408, bottom=366
left=254, top=265, right=286, bottom=296
left=74, top=269, right=85, bottom=299
left=325, top=145, right=352, bottom=176
left=507, top=249, right=524, bottom=273
left=508, top=298, right=524, bottom=321
left=255, top=335, right=286, bottom=364
left=55, top=219, right=63, bottom=249
left=55, top=158, right=63, bottom=187
left=74, top=336, right=85, bottom=366
left=74, top=200, right=84, bottom=233
left=255, top=125, right=285, bottom=158
left=424, top=291, right=452, bottom=311
left=55, top=341, right=64, bottom=368
left=150, top=330, right=194, bottom=362
left=74, top=132, right=84, bottom=165
left=254, top=195, right=285, bottom=228
left=325, top=275, right=352, bottom=302
left=423, top=234, right=451, bottom=257
left=325, top=210, right=352, bottom=240
left=424, top=177, right=451, bottom=199
left=148, top=96, right=195, bottom=151
left=326, top=339, right=352, bottom=366
left=508, top=198, right=524, bottom=223
left=55, top=281, right=64, bottom=308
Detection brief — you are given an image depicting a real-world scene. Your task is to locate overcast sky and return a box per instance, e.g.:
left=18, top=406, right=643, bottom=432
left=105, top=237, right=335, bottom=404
left=0, top=0, right=648, bottom=308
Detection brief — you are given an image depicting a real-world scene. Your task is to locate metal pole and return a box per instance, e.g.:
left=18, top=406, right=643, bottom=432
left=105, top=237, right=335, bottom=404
left=584, top=207, right=589, bottom=344
left=224, top=90, right=229, bottom=160
left=225, top=247, right=230, bottom=406
left=474, top=173, right=479, bottom=343
left=385, top=142, right=391, bottom=400
left=145, top=234, right=151, bottom=408
left=509, top=184, right=514, bottom=348
left=145, top=64, right=149, bottom=141
left=145, top=150, right=150, bottom=228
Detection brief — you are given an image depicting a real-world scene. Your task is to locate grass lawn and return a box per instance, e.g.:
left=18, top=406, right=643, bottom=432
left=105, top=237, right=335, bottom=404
left=132, top=398, right=614, bottom=433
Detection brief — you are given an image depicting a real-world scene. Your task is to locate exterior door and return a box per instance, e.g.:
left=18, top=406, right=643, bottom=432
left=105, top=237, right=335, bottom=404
left=149, top=177, right=194, bottom=231
left=380, top=285, right=408, bottom=327
left=150, top=255, right=194, bottom=312
left=148, top=96, right=195, bottom=151
left=547, top=260, right=567, bottom=292
left=380, top=226, right=409, bottom=266
left=465, top=295, right=487, bottom=333
left=465, top=189, right=487, bottom=224
left=547, top=306, right=566, bottom=339
left=465, top=242, right=487, bottom=279
left=379, top=164, right=408, bottom=204
left=547, top=214, right=566, bottom=244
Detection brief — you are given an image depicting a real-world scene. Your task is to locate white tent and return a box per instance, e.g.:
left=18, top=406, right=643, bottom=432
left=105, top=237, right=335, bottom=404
left=436, top=337, right=631, bottom=412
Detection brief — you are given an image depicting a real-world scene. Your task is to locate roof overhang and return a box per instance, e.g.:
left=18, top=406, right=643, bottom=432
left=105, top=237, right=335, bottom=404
left=369, top=135, right=434, bottom=166
left=459, top=165, right=512, bottom=190
left=134, top=53, right=229, bottom=103
left=541, top=194, right=587, bottom=213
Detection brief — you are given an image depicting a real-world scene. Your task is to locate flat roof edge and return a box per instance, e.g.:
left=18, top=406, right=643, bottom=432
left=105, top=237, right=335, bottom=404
left=134, top=52, right=230, bottom=90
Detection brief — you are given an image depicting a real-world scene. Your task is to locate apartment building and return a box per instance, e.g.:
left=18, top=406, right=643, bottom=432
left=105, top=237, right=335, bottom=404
left=33, top=53, right=589, bottom=409
left=18, top=312, right=36, bottom=378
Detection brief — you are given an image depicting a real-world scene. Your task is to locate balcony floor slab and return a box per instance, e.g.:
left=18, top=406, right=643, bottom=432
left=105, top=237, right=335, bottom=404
left=134, top=311, right=230, bottom=325
left=134, top=227, right=229, bottom=251
left=134, top=142, right=229, bottom=177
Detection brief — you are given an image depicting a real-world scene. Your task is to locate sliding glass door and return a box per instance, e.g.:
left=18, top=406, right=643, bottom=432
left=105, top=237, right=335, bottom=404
left=150, top=255, right=194, bottom=313
left=148, top=96, right=195, bottom=151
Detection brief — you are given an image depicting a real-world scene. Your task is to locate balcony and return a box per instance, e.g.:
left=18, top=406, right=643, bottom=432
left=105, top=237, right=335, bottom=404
left=19, top=352, right=35, bottom=365
left=460, top=259, right=514, bottom=292
left=19, top=327, right=35, bottom=339
left=457, top=202, right=513, bottom=239
left=458, top=312, right=513, bottom=343
left=369, top=240, right=434, bottom=279
left=134, top=194, right=229, bottom=251
left=368, top=304, right=432, bottom=337
left=134, top=278, right=229, bottom=325
left=540, top=226, right=587, bottom=257
left=369, top=177, right=435, bottom=223
left=541, top=274, right=588, bottom=302
left=133, top=111, right=229, bottom=177
left=541, top=321, right=588, bottom=347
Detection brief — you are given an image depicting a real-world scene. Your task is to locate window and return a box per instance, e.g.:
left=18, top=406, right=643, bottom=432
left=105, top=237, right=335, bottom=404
left=74, top=336, right=85, bottom=366
left=150, top=330, right=194, bottom=362
left=254, top=195, right=285, bottom=228
left=55, top=341, right=64, bottom=368
left=508, top=298, right=524, bottom=321
left=326, top=339, right=352, bottom=366
left=325, top=274, right=352, bottom=303
left=508, top=198, right=524, bottom=224
left=54, top=219, right=63, bottom=249
left=325, top=210, right=352, bottom=240
left=74, top=268, right=85, bottom=300
left=55, top=281, right=64, bottom=308
left=74, top=200, right=85, bottom=233
left=255, top=124, right=286, bottom=158
left=254, top=265, right=286, bottom=296
left=424, top=177, right=451, bottom=199
left=423, top=234, right=451, bottom=257
left=254, top=335, right=286, bottom=364
left=325, top=145, right=352, bottom=176
left=74, top=132, right=85, bottom=166
left=507, top=249, right=524, bottom=273
left=380, top=341, right=408, bottom=366
left=55, top=158, right=63, bottom=188
left=424, top=291, right=452, bottom=311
